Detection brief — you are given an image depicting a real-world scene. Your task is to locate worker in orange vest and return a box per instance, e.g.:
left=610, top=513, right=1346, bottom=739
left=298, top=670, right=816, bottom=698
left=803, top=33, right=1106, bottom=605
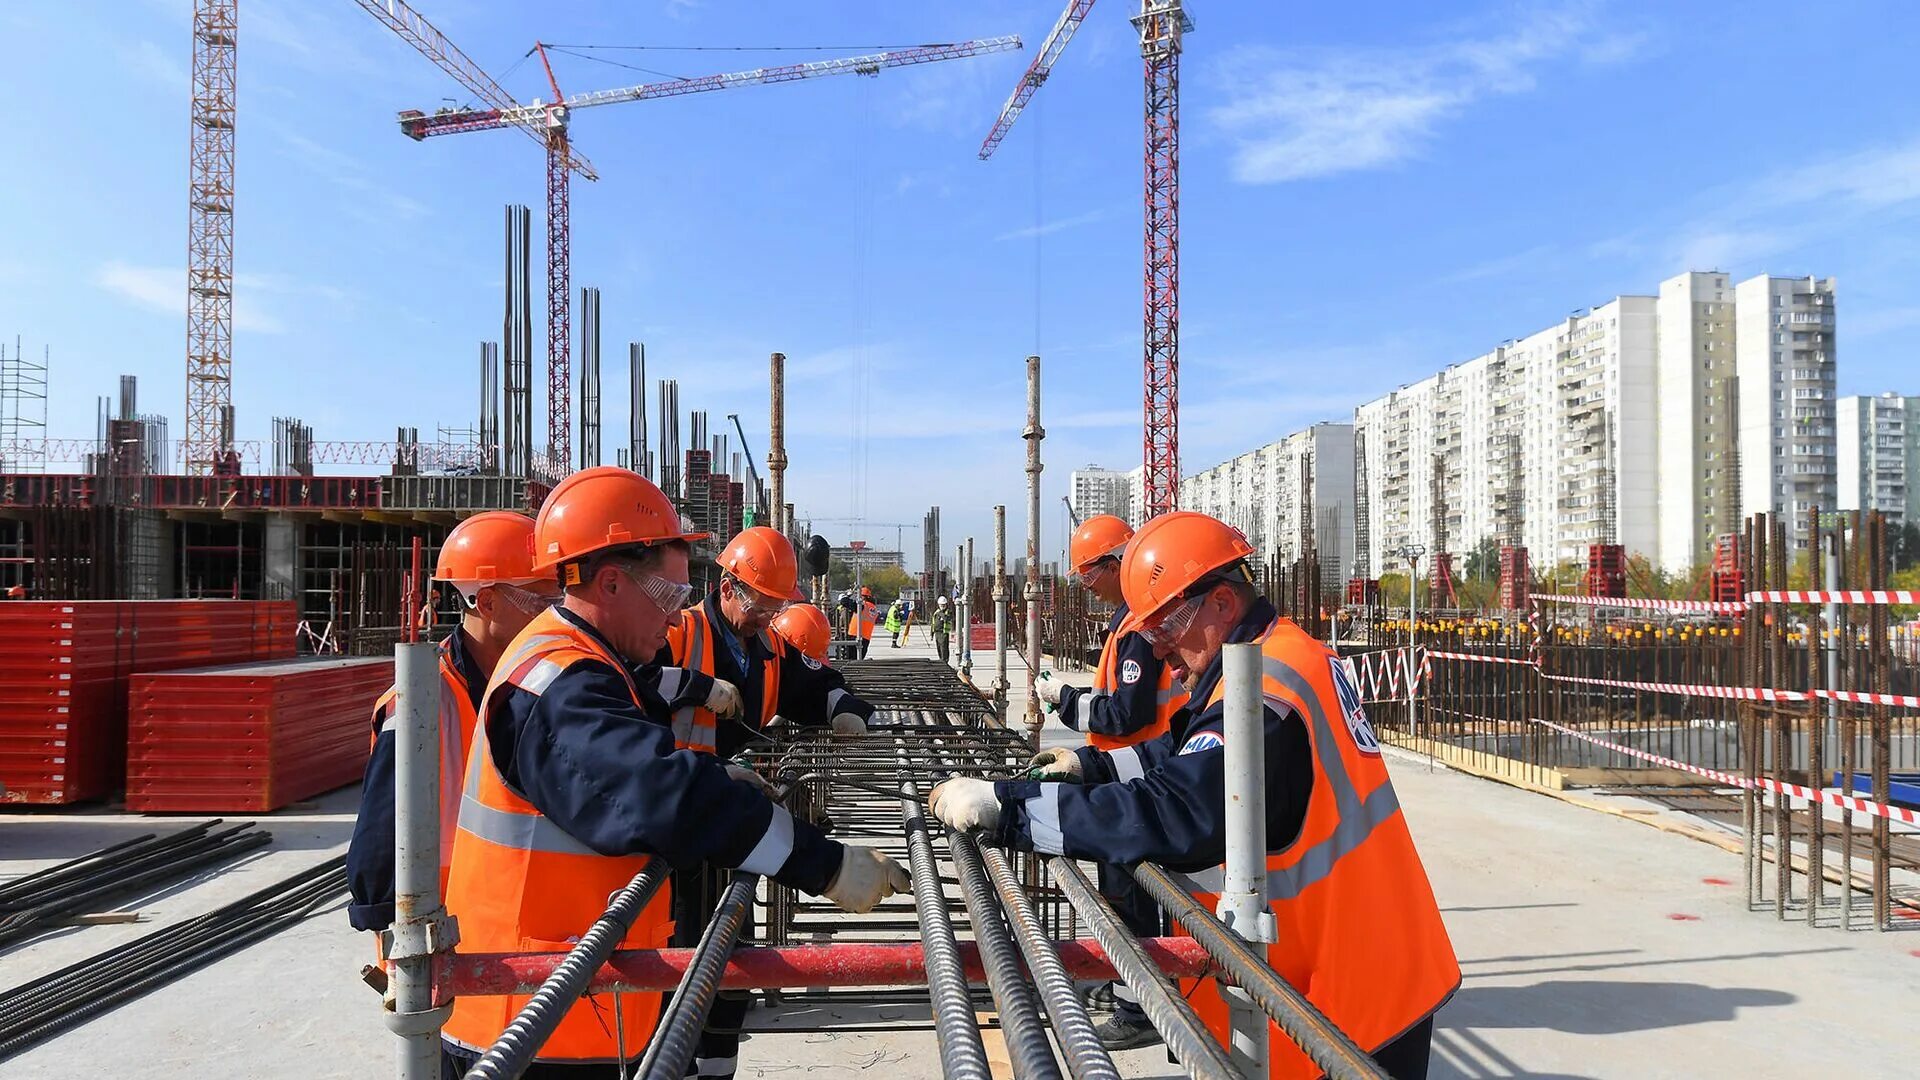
left=850, top=585, right=879, bottom=658
left=657, top=526, right=880, bottom=1078
left=929, top=512, right=1458, bottom=1078
left=441, top=468, right=909, bottom=1076
left=1034, top=513, right=1189, bottom=1046
left=346, top=511, right=561, bottom=937
left=771, top=602, right=833, bottom=664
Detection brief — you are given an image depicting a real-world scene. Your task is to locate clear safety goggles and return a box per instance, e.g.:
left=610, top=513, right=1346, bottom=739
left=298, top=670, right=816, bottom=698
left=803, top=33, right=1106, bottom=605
left=452, top=580, right=560, bottom=614
left=1136, top=594, right=1204, bottom=650
left=726, top=575, right=791, bottom=618
left=1070, top=556, right=1119, bottom=588
left=612, top=562, right=695, bottom=614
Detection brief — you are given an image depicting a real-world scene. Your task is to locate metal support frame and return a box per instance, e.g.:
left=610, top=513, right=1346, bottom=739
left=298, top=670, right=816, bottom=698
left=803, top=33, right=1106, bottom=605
left=544, top=126, right=572, bottom=471
left=386, top=641, right=452, bottom=1080
left=767, top=352, right=786, bottom=534
left=1023, top=354, right=1046, bottom=741
left=993, top=506, right=1010, bottom=719
left=1217, top=641, right=1272, bottom=1073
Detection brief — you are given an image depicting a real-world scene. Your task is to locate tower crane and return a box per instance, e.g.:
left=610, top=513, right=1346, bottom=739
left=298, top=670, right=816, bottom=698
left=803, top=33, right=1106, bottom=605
left=353, top=2, right=1020, bottom=471
left=979, top=1, right=1193, bottom=518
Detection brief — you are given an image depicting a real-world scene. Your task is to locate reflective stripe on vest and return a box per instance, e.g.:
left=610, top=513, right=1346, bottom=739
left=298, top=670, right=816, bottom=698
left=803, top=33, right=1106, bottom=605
left=671, top=613, right=715, bottom=751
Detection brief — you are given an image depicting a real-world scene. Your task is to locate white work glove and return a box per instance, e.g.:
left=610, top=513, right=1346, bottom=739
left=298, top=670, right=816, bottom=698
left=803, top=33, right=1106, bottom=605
left=1036, top=671, right=1064, bottom=708
left=1025, top=747, right=1082, bottom=782
left=928, top=778, right=1001, bottom=833
left=830, top=712, right=869, bottom=736
left=706, top=679, right=743, bottom=719
left=724, top=762, right=773, bottom=796
left=823, top=847, right=912, bottom=913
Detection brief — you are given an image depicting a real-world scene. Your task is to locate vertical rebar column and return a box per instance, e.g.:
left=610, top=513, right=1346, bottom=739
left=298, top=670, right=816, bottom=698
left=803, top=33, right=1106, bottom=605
left=1023, top=355, right=1046, bottom=741
left=388, top=641, right=447, bottom=1080
left=768, top=352, right=786, bottom=534
left=963, top=538, right=976, bottom=680
left=1217, top=642, right=1271, bottom=1074
left=993, top=506, right=1010, bottom=720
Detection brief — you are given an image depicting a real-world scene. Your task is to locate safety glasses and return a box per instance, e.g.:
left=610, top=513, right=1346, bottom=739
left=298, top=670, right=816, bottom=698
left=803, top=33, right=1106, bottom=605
left=1136, top=594, right=1204, bottom=649
left=727, top=576, right=791, bottom=618
left=489, top=582, right=561, bottom=615
left=1070, top=556, right=1118, bottom=588
left=612, top=562, right=694, bottom=614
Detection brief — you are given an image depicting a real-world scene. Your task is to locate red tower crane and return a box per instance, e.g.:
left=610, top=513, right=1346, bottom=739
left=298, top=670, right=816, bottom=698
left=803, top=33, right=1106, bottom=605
left=979, top=1, right=1192, bottom=518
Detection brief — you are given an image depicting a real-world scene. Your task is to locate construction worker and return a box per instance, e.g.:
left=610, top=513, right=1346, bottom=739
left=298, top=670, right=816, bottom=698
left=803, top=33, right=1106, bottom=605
left=346, top=512, right=561, bottom=937
left=771, top=602, right=833, bottom=664
left=441, top=468, right=909, bottom=1077
left=883, top=597, right=904, bottom=647
left=415, top=585, right=441, bottom=638
left=1035, top=513, right=1188, bottom=1045
left=656, top=526, right=881, bottom=1078
left=930, top=594, right=953, bottom=663
left=850, top=585, right=879, bottom=658
left=927, top=512, right=1458, bottom=1078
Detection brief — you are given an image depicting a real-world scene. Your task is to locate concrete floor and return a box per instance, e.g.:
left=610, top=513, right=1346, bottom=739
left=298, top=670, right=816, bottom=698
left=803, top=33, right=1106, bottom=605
left=3, top=628, right=1915, bottom=1078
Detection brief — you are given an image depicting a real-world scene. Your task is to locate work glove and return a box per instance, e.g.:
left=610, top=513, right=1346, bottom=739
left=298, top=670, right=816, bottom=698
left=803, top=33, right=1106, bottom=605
left=724, top=762, right=773, bottom=797
left=823, top=847, right=912, bottom=913
left=830, top=712, right=869, bottom=736
left=1025, top=747, right=1082, bottom=782
left=706, top=679, right=743, bottom=719
left=1036, top=671, right=1064, bottom=708
left=928, top=778, right=1001, bottom=833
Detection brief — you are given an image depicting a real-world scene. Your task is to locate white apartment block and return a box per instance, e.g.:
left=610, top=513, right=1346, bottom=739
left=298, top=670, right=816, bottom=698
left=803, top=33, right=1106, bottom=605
left=1068, top=465, right=1133, bottom=525
left=1353, top=297, right=1658, bottom=577
left=1124, top=465, right=1146, bottom=527
left=1181, top=423, right=1358, bottom=584
left=1736, top=276, right=1838, bottom=545
left=1654, top=272, right=1742, bottom=569
left=1837, top=393, right=1919, bottom=525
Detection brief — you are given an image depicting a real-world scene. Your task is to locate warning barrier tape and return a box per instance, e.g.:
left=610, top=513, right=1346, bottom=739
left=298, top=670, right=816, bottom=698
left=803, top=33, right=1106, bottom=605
left=1521, top=713, right=1920, bottom=826
left=1531, top=593, right=1748, bottom=614
left=1746, top=590, right=1920, bottom=606
left=1425, top=649, right=1535, bottom=666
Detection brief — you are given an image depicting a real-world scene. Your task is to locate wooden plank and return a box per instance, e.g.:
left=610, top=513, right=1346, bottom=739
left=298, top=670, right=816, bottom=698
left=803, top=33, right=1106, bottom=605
left=1559, top=766, right=1712, bottom=789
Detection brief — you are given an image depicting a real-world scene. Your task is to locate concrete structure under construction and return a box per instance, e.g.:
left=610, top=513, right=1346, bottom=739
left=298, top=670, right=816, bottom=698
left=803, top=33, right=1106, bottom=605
left=1837, top=391, right=1920, bottom=525
left=1067, top=464, right=1133, bottom=525
left=1181, top=422, right=1357, bottom=584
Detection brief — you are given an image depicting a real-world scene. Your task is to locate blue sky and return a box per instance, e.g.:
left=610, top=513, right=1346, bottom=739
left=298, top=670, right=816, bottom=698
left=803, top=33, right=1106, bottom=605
left=4, top=1, right=1918, bottom=571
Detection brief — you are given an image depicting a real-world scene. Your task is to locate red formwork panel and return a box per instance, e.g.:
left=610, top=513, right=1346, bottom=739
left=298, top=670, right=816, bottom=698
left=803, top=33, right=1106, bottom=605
left=0, top=600, right=298, bottom=805
left=125, top=656, right=392, bottom=813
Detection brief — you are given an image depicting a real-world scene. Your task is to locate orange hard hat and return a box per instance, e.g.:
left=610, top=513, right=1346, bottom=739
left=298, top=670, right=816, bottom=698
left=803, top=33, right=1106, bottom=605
left=1069, top=515, right=1134, bottom=575
left=717, top=526, right=806, bottom=601
left=532, top=465, right=709, bottom=574
left=771, top=603, right=832, bottom=662
left=435, top=512, right=544, bottom=602
left=1118, top=512, right=1255, bottom=632
left=860, top=586, right=873, bottom=599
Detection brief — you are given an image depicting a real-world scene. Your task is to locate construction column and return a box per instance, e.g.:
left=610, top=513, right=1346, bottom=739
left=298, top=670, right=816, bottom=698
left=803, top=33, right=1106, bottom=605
left=1023, top=355, right=1045, bottom=739
left=768, top=352, right=787, bottom=535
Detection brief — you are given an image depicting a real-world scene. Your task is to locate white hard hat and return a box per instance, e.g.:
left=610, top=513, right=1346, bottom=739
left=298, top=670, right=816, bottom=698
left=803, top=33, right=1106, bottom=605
left=937, top=595, right=949, bottom=606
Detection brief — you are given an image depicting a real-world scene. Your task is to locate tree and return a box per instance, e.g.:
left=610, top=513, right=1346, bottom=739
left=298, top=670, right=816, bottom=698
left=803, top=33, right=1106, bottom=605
left=1461, top=537, right=1501, bottom=583
left=1895, top=521, right=1920, bottom=571
left=827, top=559, right=913, bottom=598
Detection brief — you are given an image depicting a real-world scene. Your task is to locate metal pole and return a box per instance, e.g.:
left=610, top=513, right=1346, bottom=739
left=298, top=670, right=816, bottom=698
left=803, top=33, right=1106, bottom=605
left=1024, top=355, right=1046, bottom=742
left=953, top=543, right=967, bottom=673
left=963, top=537, right=976, bottom=679
left=1217, top=641, right=1271, bottom=1075
left=994, top=505, right=1010, bottom=720
left=768, top=352, right=786, bottom=535
left=1824, top=529, right=1841, bottom=751
left=388, top=641, right=449, bottom=1080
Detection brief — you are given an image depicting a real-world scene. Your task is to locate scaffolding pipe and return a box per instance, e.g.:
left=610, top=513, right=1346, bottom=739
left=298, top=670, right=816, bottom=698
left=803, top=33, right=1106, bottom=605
left=768, top=352, right=787, bottom=534
left=947, top=833, right=1062, bottom=1080
left=460, top=860, right=671, bottom=1080
left=635, top=874, right=759, bottom=1080
left=1219, top=641, right=1271, bottom=1074
left=897, top=777, right=990, bottom=1079
left=1132, top=865, right=1386, bottom=1080
left=993, top=505, right=1010, bottom=719
left=388, top=640, right=448, bottom=1080
left=961, top=538, right=976, bottom=680
left=1048, top=859, right=1235, bottom=1080
left=977, top=846, right=1121, bottom=1080
left=1023, top=354, right=1045, bottom=743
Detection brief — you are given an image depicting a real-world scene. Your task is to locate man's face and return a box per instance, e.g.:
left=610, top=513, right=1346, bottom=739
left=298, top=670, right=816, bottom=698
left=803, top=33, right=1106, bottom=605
left=1078, top=557, right=1125, bottom=605
left=719, top=575, right=786, bottom=636
left=595, top=546, right=691, bottom=659
left=1143, top=584, right=1237, bottom=690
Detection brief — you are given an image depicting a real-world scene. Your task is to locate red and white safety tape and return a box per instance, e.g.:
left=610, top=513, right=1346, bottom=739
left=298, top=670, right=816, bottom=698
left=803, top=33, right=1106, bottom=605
left=1531, top=593, right=1749, bottom=614
left=1425, top=649, right=1535, bottom=666
left=1522, top=713, right=1920, bottom=826
left=1533, top=669, right=1920, bottom=709
left=1746, top=590, right=1920, bottom=606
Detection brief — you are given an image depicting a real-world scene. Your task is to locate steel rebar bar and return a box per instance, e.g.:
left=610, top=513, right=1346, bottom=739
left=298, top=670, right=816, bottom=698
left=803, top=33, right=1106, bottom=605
left=977, top=846, right=1120, bottom=1080
left=898, top=777, right=991, bottom=1080
left=637, top=874, right=759, bottom=1080
left=948, top=833, right=1061, bottom=1080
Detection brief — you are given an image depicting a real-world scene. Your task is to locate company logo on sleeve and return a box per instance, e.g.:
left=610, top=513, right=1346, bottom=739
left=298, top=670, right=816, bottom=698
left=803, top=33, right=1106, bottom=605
left=1332, top=657, right=1381, bottom=755
left=1120, top=659, right=1143, bottom=685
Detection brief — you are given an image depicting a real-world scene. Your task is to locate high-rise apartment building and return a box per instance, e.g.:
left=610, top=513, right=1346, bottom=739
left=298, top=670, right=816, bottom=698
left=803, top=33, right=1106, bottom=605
left=1735, top=276, right=1838, bottom=546
left=1068, top=465, right=1132, bottom=525
left=1837, top=392, right=1919, bottom=525
left=1181, top=423, right=1357, bottom=583
left=1654, top=272, right=1742, bottom=569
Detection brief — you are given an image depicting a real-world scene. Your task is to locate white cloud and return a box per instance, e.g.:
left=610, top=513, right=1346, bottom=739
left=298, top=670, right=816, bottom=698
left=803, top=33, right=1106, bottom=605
left=94, top=261, right=355, bottom=334
left=1207, top=6, right=1645, bottom=184
left=120, top=39, right=188, bottom=90
left=995, top=209, right=1106, bottom=243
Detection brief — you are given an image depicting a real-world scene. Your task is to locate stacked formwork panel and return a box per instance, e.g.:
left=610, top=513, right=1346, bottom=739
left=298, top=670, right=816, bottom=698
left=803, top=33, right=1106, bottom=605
left=0, top=599, right=296, bottom=803
left=126, top=655, right=392, bottom=812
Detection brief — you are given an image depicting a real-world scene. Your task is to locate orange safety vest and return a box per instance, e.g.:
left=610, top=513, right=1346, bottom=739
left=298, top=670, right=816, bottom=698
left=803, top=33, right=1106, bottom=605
left=850, top=600, right=878, bottom=641
left=369, top=636, right=478, bottom=892
left=664, top=604, right=782, bottom=754
left=442, top=608, right=675, bottom=1064
left=1084, top=626, right=1188, bottom=751
left=1177, top=617, right=1459, bottom=1078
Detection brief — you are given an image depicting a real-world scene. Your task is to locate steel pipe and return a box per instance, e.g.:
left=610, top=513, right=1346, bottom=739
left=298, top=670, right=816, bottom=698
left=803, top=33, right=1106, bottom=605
left=948, top=833, right=1061, bottom=1080
left=1023, top=354, right=1044, bottom=743
left=1219, top=640, right=1271, bottom=1073
left=637, top=874, right=759, bottom=1080
left=993, top=505, right=1010, bottom=720
left=1132, top=864, right=1387, bottom=1080
left=1048, top=859, right=1234, bottom=1080
left=391, top=640, right=448, bottom=1080
left=461, top=860, right=670, bottom=1080
left=898, top=778, right=991, bottom=1079
left=977, top=846, right=1121, bottom=1080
